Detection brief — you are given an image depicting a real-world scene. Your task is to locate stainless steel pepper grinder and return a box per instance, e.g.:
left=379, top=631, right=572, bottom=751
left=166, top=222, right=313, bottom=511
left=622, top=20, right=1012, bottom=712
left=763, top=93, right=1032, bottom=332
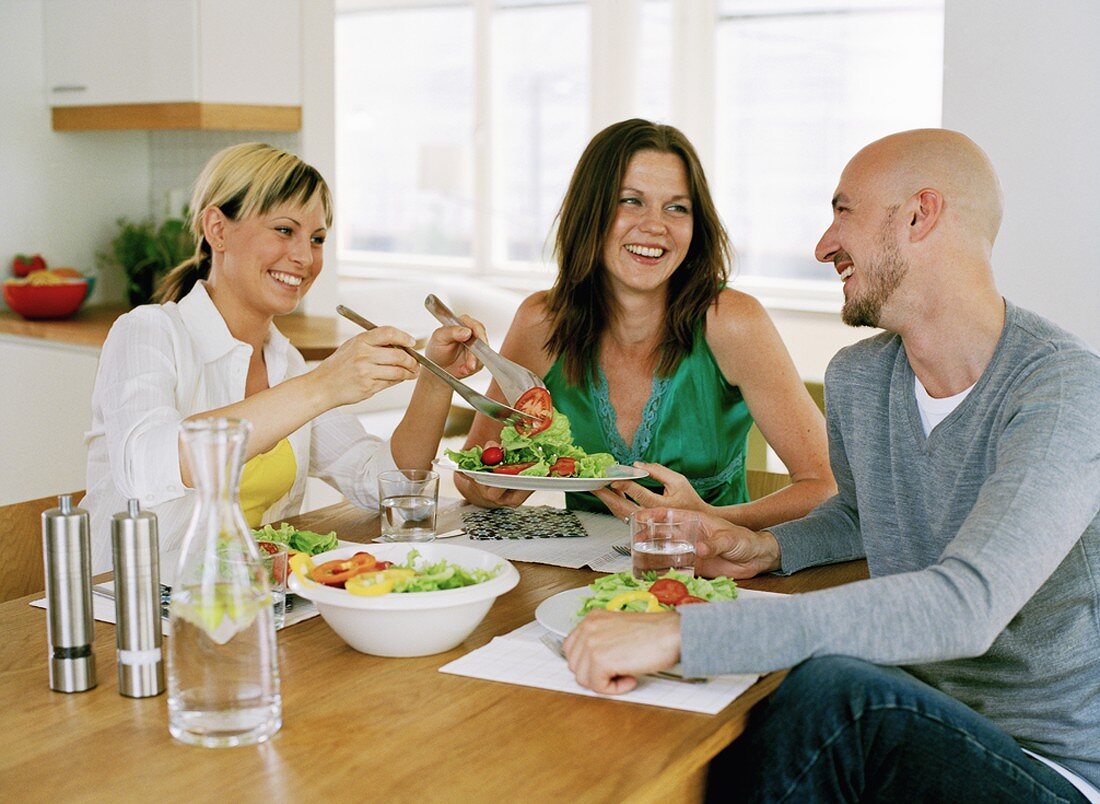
left=42, top=494, right=97, bottom=693
left=111, top=499, right=166, bottom=698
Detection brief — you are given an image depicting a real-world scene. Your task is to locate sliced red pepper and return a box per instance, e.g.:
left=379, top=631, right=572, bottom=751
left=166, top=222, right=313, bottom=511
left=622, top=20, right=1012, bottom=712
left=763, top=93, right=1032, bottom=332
left=309, top=552, right=378, bottom=587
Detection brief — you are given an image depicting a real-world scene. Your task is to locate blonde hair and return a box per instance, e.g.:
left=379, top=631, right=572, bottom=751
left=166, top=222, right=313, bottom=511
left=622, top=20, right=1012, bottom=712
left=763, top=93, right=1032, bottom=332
left=155, top=143, right=333, bottom=303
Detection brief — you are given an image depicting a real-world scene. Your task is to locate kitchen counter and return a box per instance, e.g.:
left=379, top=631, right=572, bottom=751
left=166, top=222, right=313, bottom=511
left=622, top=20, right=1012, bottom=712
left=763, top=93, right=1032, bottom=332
left=0, top=303, right=342, bottom=360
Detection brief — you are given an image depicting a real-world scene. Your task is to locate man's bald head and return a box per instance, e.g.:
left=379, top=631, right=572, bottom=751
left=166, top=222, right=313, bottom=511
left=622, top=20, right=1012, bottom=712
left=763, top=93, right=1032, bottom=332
left=846, top=129, right=1004, bottom=246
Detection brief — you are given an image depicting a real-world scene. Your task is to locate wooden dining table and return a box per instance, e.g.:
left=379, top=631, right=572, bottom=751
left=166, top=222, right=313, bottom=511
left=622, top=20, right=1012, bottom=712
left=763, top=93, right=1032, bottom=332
left=0, top=501, right=868, bottom=803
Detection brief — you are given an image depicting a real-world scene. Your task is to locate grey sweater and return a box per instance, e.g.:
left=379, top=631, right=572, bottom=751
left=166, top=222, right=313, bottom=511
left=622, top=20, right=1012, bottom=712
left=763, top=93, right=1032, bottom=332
left=680, top=302, right=1100, bottom=786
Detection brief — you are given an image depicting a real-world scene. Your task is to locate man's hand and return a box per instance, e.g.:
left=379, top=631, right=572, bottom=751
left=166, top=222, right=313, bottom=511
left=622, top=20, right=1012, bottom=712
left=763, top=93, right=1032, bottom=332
left=562, top=609, right=682, bottom=694
left=592, top=462, right=710, bottom=521
left=694, top=512, right=781, bottom=579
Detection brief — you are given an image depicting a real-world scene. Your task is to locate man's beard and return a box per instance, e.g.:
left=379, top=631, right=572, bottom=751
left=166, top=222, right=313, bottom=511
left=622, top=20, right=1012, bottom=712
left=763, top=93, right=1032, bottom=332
left=841, top=219, right=908, bottom=328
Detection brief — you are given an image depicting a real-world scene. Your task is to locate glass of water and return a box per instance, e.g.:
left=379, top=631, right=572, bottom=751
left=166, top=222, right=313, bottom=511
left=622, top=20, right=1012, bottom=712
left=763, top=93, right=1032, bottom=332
left=378, top=469, right=439, bottom=542
left=630, top=509, right=700, bottom=579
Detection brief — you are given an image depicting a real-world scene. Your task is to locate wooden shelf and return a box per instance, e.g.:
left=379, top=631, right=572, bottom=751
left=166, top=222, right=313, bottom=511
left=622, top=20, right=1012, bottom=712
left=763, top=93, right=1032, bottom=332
left=51, top=102, right=301, bottom=132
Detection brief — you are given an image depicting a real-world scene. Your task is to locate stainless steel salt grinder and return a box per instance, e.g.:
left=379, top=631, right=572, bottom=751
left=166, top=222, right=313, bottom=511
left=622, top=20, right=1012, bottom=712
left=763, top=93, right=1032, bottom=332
left=111, top=499, right=165, bottom=698
left=42, top=494, right=97, bottom=692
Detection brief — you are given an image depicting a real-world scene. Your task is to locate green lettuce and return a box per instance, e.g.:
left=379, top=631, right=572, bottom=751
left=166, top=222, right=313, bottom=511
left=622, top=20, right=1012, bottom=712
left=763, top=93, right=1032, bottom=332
left=393, top=549, right=501, bottom=591
left=252, top=522, right=338, bottom=555
left=576, top=571, right=738, bottom=617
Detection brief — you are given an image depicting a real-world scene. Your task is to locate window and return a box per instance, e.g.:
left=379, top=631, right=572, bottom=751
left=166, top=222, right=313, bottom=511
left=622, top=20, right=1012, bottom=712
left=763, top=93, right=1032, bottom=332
left=491, top=1, right=589, bottom=266
left=335, top=0, right=944, bottom=306
left=336, top=4, right=475, bottom=261
left=715, top=0, right=944, bottom=284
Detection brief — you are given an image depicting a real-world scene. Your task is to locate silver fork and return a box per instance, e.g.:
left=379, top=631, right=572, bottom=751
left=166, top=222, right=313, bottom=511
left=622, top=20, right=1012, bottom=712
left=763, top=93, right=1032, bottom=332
left=538, top=633, right=705, bottom=684
left=424, top=294, right=547, bottom=406
left=611, top=544, right=631, bottom=556
left=336, top=305, right=538, bottom=428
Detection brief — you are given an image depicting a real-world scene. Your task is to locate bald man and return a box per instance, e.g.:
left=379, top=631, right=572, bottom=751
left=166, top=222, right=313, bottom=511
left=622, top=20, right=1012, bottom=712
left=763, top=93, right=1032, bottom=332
left=563, top=130, right=1100, bottom=802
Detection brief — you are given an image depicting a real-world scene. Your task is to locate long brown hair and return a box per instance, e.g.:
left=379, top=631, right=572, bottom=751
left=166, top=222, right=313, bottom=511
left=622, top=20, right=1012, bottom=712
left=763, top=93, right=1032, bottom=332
left=155, top=143, right=333, bottom=303
left=545, top=119, right=732, bottom=385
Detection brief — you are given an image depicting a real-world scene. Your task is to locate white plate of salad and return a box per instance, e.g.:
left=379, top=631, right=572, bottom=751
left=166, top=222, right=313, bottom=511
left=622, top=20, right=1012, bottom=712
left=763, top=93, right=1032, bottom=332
left=442, top=404, right=647, bottom=491
left=535, top=575, right=780, bottom=637
left=435, top=457, right=647, bottom=492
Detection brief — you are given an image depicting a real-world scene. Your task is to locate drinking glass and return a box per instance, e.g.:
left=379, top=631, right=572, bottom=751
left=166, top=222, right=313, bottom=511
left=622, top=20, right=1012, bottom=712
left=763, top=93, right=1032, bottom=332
left=256, top=540, right=289, bottom=629
left=630, top=509, right=700, bottom=579
left=378, top=469, right=439, bottom=542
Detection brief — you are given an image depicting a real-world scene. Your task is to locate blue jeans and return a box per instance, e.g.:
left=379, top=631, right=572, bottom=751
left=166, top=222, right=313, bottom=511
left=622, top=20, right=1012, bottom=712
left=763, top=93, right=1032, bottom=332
left=707, top=656, right=1087, bottom=803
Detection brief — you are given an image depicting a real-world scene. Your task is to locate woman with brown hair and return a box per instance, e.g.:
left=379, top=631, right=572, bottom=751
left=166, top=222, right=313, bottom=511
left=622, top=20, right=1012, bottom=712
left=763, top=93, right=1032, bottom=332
left=84, top=142, right=485, bottom=571
left=455, top=119, right=834, bottom=527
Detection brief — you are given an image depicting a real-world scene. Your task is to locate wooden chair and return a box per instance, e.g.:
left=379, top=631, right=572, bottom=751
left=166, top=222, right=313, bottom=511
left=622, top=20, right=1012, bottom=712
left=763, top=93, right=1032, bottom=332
left=746, top=469, right=792, bottom=501
left=0, top=490, right=83, bottom=603
left=746, top=380, right=825, bottom=473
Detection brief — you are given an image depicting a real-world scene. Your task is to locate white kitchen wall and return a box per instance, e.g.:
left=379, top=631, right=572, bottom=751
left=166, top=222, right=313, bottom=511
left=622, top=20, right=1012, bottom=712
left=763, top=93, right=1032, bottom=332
left=0, top=1, right=150, bottom=307
left=942, top=0, right=1100, bottom=348
left=148, top=130, right=301, bottom=221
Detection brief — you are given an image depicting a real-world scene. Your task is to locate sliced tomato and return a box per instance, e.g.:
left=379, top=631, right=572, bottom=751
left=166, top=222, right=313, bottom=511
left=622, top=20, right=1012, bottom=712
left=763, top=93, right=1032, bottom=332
left=491, top=461, right=537, bottom=475
left=676, top=595, right=708, bottom=606
left=481, top=446, right=504, bottom=466
left=514, top=387, right=553, bottom=436
left=549, top=457, right=576, bottom=477
left=649, top=578, right=690, bottom=606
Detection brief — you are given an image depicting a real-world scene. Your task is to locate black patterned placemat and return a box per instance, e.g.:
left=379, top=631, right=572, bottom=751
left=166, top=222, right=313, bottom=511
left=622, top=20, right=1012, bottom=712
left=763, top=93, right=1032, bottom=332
left=461, top=506, right=588, bottom=540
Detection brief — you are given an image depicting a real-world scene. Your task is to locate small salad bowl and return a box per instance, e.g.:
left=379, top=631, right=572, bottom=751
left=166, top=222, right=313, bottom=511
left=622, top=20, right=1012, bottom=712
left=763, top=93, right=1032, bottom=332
left=287, top=542, right=520, bottom=657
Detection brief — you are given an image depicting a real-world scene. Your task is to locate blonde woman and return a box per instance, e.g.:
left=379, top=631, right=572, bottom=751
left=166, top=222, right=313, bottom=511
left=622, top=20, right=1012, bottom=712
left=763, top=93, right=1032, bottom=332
left=84, top=143, right=484, bottom=571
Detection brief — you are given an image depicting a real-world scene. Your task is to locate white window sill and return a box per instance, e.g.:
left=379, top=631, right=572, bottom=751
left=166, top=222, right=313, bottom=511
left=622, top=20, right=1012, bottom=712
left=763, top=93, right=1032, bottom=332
left=337, top=252, right=843, bottom=315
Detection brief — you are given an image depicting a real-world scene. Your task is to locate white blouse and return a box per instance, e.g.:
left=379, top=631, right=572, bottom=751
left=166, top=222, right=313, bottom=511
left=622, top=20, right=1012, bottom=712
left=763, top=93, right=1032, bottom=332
left=83, top=281, right=397, bottom=573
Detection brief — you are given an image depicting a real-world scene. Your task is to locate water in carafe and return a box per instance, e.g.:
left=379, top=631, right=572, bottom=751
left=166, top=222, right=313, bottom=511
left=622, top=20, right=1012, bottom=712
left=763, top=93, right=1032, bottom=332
left=167, top=418, right=281, bottom=747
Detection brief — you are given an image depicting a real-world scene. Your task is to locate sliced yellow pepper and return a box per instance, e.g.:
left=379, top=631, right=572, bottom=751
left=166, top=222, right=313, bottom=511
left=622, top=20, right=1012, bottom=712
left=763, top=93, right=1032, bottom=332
left=345, top=574, right=395, bottom=596
left=359, top=567, right=417, bottom=583
left=605, top=591, right=661, bottom=612
left=289, top=553, right=317, bottom=587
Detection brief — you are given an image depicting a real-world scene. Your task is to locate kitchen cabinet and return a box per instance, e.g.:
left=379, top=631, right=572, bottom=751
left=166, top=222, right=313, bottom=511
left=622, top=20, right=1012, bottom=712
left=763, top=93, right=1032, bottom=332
left=44, top=0, right=301, bottom=131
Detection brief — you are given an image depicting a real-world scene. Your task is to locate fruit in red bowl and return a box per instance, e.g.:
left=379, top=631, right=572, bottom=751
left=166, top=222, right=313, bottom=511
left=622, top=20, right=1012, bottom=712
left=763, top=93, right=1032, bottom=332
left=3, top=277, right=89, bottom=320
left=12, top=254, right=47, bottom=278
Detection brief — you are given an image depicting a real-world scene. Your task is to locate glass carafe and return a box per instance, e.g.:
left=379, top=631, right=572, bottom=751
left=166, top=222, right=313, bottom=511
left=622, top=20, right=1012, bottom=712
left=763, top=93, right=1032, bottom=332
left=167, top=418, right=281, bottom=747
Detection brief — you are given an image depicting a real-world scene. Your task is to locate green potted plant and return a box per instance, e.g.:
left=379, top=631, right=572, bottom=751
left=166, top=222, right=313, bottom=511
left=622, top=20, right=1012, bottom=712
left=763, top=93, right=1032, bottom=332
left=99, top=211, right=195, bottom=307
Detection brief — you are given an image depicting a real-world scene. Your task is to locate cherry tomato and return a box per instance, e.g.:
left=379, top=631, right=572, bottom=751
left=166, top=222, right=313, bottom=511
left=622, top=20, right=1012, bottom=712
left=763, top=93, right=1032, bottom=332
left=491, top=461, right=537, bottom=475
left=514, top=387, right=553, bottom=436
left=677, top=595, right=708, bottom=606
left=649, top=578, right=690, bottom=606
left=481, top=446, right=504, bottom=466
left=549, top=457, right=576, bottom=477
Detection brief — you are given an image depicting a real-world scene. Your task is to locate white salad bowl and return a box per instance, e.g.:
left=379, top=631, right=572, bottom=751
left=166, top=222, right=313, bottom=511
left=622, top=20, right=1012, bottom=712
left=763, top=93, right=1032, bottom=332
left=287, top=542, right=520, bottom=657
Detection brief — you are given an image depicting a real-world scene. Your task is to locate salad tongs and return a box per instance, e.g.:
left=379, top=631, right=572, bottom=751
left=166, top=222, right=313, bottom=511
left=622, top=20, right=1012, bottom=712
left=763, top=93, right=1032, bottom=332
left=336, top=305, right=538, bottom=427
left=424, top=294, right=547, bottom=406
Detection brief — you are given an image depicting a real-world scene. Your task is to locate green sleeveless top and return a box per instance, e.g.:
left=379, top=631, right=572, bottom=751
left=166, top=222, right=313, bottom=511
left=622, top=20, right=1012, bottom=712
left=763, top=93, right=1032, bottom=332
left=544, top=325, right=753, bottom=513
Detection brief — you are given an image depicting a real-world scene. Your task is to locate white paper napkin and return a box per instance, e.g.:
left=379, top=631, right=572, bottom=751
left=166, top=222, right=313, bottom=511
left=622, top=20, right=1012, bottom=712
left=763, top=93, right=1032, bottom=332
left=439, top=620, right=760, bottom=714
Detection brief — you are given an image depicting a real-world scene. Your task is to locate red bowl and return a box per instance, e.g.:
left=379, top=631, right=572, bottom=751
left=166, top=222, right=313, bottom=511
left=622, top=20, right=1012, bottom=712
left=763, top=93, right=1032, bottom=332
left=3, top=280, right=89, bottom=320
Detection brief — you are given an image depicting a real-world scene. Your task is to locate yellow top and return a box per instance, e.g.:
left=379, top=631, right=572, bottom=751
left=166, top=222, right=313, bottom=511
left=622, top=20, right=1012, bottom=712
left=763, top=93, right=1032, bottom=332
left=239, top=438, right=297, bottom=528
